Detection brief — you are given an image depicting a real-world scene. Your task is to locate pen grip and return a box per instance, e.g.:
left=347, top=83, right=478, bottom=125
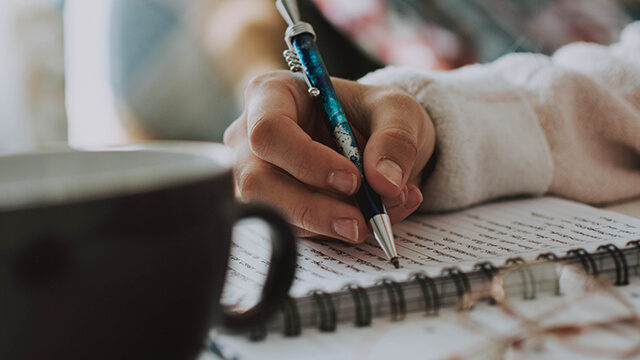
left=292, top=34, right=385, bottom=220
left=292, top=34, right=362, bottom=170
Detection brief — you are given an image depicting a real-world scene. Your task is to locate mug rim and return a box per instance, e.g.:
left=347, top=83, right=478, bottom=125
left=0, top=141, right=233, bottom=211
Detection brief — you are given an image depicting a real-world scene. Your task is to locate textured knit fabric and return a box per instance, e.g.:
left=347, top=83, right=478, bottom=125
left=359, top=22, right=640, bottom=212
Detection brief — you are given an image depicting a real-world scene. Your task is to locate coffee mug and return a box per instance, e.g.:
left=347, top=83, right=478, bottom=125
left=0, top=141, right=297, bottom=360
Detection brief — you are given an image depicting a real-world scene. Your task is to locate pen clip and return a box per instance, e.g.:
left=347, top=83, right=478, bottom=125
left=276, top=0, right=319, bottom=97
left=282, top=51, right=320, bottom=97
left=282, top=25, right=319, bottom=97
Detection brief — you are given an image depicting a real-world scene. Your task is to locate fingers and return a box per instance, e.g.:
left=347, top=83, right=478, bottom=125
left=383, top=185, right=424, bottom=224
left=225, top=71, right=369, bottom=244
left=232, top=146, right=369, bottom=243
left=365, top=91, right=435, bottom=197
left=225, top=71, right=434, bottom=244
left=291, top=185, right=423, bottom=239
left=243, top=71, right=361, bottom=196
left=336, top=80, right=435, bottom=198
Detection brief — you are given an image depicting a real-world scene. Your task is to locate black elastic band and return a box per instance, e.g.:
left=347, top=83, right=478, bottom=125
left=377, top=279, right=406, bottom=321
left=597, top=244, right=629, bottom=286
left=536, top=252, right=558, bottom=261
left=441, top=267, right=470, bottom=303
left=281, top=297, right=301, bottom=337
left=410, top=272, right=440, bottom=316
left=566, top=248, right=598, bottom=276
left=311, top=290, right=337, bottom=332
left=344, top=283, right=372, bottom=327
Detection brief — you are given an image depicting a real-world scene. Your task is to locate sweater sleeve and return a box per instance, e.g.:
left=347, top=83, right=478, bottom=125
left=359, top=22, right=640, bottom=212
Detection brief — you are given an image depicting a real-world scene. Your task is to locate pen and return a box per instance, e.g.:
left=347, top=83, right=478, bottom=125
left=275, top=0, right=399, bottom=268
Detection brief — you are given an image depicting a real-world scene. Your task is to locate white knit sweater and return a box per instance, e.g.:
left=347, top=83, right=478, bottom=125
left=359, top=22, right=640, bottom=212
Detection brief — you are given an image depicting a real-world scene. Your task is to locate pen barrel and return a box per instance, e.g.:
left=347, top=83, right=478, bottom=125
left=291, top=33, right=385, bottom=220
left=355, top=179, right=386, bottom=220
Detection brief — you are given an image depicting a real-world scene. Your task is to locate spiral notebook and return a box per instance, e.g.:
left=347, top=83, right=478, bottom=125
left=211, top=196, right=640, bottom=358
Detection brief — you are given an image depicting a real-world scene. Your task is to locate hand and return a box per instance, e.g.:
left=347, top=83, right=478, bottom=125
left=224, top=71, right=436, bottom=243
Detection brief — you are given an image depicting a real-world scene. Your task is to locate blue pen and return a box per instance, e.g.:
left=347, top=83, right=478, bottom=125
left=276, top=0, right=399, bottom=268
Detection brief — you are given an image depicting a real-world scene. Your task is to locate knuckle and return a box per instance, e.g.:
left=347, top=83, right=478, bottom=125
left=247, top=116, right=278, bottom=158
left=244, top=71, right=293, bottom=99
left=234, top=166, right=264, bottom=200
left=376, top=88, right=427, bottom=120
left=244, top=72, right=276, bottom=95
left=288, top=193, right=319, bottom=231
left=290, top=201, right=313, bottom=231
left=382, top=126, right=419, bottom=157
left=288, top=142, right=317, bottom=181
left=372, top=87, right=414, bottom=107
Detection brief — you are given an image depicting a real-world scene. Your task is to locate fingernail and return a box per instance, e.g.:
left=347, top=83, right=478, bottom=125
left=328, top=171, right=357, bottom=195
left=405, top=187, right=423, bottom=209
left=376, top=158, right=403, bottom=188
left=332, top=218, right=359, bottom=243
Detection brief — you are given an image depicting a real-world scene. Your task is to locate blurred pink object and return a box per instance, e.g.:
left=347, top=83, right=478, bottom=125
left=313, top=0, right=629, bottom=70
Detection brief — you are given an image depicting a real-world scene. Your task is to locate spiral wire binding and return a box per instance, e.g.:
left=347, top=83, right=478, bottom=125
left=473, top=262, right=500, bottom=304
left=512, top=262, right=538, bottom=300
left=345, top=283, right=372, bottom=327
left=567, top=248, right=599, bottom=276
left=473, top=261, right=499, bottom=282
left=246, top=238, right=640, bottom=340
left=598, top=244, right=629, bottom=285
left=505, top=257, right=525, bottom=266
left=410, top=272, right=440, bottom=316
left=536, top=252, right=558, bottom=261
left=441, top=267, right=470, bottom=309
left=628, top=240, right=640, bottom=277
left=377, top=279, right=407, bottom=321
left=282, top=297, right=302, bottom=337
left=311, top=290, right=337, bottom=332
left=503, top=256, right=540, bottom=298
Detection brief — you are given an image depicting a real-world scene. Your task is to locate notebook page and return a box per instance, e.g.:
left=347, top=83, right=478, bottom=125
left=222, top=197, right=640, bottom=305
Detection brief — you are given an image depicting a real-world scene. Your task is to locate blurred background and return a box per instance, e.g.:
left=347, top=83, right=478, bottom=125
left=1, top=0, right=638, bottom=153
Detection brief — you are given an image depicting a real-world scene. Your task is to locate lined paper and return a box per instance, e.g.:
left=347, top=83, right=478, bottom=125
left=222, top=197, right=640, bottom=305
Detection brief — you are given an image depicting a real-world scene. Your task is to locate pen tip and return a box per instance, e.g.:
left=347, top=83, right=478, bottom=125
left=391, top=257, right=400, bottom=269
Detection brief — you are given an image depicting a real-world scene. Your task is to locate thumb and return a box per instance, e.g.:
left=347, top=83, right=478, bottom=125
left=361, top=89, right=435, bottom=198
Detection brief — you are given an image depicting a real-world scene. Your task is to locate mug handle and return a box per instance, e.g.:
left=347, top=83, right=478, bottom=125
left=222, top=203, right=297, bottom=330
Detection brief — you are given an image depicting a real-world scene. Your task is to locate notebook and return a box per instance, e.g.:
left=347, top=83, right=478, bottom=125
left=210, top=196, right=640, bottom=359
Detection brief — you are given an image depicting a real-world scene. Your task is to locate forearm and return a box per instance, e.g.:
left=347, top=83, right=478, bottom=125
left=360, top=22, right=640, bottom=211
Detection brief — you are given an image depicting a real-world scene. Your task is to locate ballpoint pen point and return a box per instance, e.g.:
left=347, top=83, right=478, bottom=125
left=391, top=257, right=400, bottom=269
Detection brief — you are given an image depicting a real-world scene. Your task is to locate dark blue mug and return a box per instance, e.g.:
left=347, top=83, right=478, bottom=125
left=0, top=142, right=296, bottom=360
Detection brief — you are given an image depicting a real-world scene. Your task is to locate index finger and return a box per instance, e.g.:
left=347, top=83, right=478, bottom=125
left=244, top=71, right=362, bottom=196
